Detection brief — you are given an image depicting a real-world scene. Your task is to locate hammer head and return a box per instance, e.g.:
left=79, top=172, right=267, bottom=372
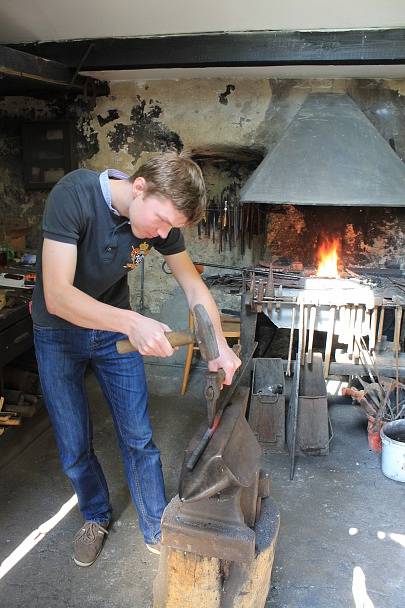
left=193, top=304, right=219, bottom=363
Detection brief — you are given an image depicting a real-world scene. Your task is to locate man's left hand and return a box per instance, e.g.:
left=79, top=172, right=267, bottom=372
left=207, top=338, right=241, bottom=386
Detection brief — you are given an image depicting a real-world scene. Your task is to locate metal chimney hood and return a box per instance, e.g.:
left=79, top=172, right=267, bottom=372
left=240, top=93, right=405, bottom=207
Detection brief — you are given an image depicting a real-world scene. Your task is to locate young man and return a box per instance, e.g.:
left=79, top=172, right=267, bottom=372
left=32, top=152, right=240, bottom=567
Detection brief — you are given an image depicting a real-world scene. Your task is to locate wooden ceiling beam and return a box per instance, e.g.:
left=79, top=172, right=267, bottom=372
left=13, top=29, right=405, bottom=72
left=0, top=44, right=89, bottom=89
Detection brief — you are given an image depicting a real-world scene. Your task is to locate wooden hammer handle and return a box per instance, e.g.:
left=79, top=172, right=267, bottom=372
left=116, top=331, right=194, bottom=354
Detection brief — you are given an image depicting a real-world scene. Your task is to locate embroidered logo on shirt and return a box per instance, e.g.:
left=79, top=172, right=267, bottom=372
left=124, top=242, right=150, bottom=269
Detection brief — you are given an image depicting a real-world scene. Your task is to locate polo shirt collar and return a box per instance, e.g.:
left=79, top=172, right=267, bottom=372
left=99, top=169, right=130, bottom=217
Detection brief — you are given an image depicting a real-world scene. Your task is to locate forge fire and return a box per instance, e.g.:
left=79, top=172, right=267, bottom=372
left=316, top=237, right=341, bottom=278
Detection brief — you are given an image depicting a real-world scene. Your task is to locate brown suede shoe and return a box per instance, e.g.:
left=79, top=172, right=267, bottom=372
left=73, top=521, right=109, bottom=567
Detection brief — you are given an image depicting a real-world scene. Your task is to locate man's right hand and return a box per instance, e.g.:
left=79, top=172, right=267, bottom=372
left=127, top=314, right=174, bottom=357
left=41, top=239, right=175, bottom=357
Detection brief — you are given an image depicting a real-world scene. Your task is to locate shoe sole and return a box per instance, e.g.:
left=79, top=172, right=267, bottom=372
left=146, top=544, right=161, bottom=555
left=73, top=550, right=101, bottom=567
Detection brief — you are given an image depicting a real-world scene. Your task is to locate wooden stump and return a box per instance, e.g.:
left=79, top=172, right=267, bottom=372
left=153, top=498, right=280, bottom=608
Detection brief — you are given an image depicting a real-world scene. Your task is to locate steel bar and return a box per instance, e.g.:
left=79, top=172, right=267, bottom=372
left=347, top=306, right=356, bottom=359
left=287, top=311, right=304, bottom=481
left=323, top=306, right=336, bottom=378
left=301, top=304, right=309, bottom=366
left=337, top=305, right=346, bottom=344
left=377, top=307, right=385, bottom=347
left=369, top=306, right=378, bottom=351
left=306, top=305, right=317, bottom=365
left=393, top=305, right=403, bottom=354
left=286, top=306, right=296, bottom=377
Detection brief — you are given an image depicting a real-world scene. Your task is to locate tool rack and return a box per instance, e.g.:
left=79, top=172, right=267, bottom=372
left=242, top=265, right=405, bottom=478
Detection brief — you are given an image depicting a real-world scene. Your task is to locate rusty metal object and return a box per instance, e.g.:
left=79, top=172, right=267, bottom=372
left=249, top=358, right=285, bottom=451
left=297, top=353, right=329, bottom=457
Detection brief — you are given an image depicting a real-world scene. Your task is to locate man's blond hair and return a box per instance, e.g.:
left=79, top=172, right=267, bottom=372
left=130, top=152, right=206, bottom=224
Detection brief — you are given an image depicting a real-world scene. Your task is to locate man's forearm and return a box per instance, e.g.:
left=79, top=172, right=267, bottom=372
left=45, top=282, right=137, bottom=333
left=184, top=282, right=227, bottom=345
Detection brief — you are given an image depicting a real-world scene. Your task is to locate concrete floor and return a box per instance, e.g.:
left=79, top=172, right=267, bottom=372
left=0, top=363, right=404, bottom=608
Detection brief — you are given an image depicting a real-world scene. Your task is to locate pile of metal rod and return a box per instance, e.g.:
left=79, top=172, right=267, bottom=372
left=343, top=377, right=405, bottom=422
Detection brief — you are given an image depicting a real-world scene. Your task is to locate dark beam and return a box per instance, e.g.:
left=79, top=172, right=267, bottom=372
left=13, top=29, right=405, bottom=72
left=0, top=44, right=89, bottom=89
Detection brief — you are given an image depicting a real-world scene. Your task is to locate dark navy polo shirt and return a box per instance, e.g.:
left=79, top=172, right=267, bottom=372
left=32, top=169, right=185, bottom=328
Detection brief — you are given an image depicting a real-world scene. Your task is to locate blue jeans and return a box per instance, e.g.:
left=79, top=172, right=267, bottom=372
left=33, top=326, right=166, bottom=544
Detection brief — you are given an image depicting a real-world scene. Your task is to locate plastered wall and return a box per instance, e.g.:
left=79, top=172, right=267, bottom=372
left=1, top=77, right=405, bottom=314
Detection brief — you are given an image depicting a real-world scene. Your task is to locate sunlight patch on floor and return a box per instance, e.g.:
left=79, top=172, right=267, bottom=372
left=0, top=494, right=78, bottom=580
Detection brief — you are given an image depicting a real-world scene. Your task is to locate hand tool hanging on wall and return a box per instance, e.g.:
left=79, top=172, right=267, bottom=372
left=233, top=198, right=238, bottom=251
left=218, top=195, right=223, bottom=254
left=247, top=205, right=252, bottom=248
left=229, top=198, right=234, bottom=252
left=212, top=204, right=216, bottom=245
left=240, top=204, right=245, bottom=256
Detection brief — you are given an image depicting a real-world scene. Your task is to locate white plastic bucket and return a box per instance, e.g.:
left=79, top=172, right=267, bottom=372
left=380, top=420, right=405, bottom=483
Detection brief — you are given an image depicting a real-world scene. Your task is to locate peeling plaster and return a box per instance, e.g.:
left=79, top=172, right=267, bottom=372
left=2, top=77, right=405, bottom=314
left=107, top=95, right=183, bottom=160
left=219, top=84, right=236, bottom=105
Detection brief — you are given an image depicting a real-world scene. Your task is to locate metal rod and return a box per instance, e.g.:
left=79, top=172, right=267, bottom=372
left=298, top=303, right=304, bottom=367
left=369, top=306, right=378, bottom=351
left=324, top=306, right=336, bottom=378
left=393, top=305, right=403, bottom=354
left=347, top=306, right=355, bottom=359
left=377, top=306, right=385, bottom=346
left=307, top=305, right=317, bottom=364
left=286, top=306, right=296, bottom=377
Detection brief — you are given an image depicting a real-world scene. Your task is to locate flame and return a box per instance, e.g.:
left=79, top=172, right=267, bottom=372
left=316, top=238, right=340, bottom=278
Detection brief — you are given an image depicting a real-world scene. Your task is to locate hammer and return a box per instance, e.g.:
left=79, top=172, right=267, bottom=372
left=116, top=304, right=221, bottom=364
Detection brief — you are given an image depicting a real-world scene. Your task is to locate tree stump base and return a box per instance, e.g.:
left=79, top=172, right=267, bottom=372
left=153, top=497, right=280, bottom=608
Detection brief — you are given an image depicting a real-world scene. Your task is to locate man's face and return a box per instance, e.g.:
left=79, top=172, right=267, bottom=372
left=129, top=190, right=188, bottom=240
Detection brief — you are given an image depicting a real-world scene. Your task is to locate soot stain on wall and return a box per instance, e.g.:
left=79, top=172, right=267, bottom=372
left=97, top=109, right=119, bottom=127
left=108, top=96, right=183, bottom=159
left=219, top=84, right=236, bottom=105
